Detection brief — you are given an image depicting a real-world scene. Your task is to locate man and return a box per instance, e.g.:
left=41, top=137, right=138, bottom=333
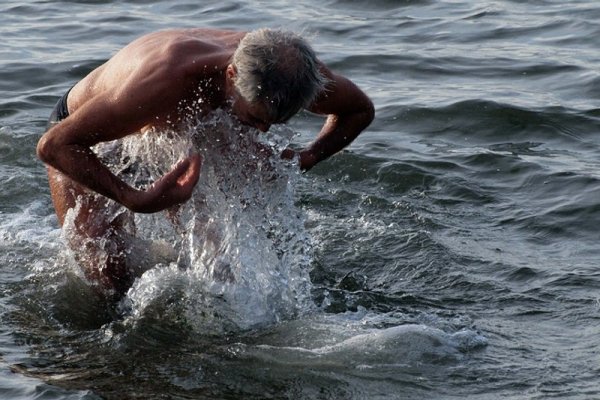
left=37, top=28, right=374, bottom=296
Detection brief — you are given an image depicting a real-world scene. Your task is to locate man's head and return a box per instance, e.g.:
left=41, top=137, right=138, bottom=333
left=228, top=29, right=327, bottom=131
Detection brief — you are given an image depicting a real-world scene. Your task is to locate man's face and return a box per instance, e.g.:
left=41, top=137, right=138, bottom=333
left=231, top=94, right=273, bottom=133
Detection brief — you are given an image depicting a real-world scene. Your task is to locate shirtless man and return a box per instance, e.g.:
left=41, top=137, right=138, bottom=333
left=37, top=28, right=374, bottom=296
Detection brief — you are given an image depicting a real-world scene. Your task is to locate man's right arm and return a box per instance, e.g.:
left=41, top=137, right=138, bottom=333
left=37, top=90, right=201, bottom=213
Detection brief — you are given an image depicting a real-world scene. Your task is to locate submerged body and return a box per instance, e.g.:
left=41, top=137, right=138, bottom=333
left=37, top=28, right=374, bottom=295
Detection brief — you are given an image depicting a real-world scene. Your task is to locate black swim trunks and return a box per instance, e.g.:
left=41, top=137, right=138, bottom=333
left=46, top=87, right=72, bottom=129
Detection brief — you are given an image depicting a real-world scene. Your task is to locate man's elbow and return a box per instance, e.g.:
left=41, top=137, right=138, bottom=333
left=36, top=134, right=56, bottom=165
left=358, top=97, right=375, bottom=130
left=364, top=98, right=375, bottom=126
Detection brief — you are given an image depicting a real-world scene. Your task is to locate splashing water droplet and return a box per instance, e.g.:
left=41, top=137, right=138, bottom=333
left=80, top=110, right=313, bottom=334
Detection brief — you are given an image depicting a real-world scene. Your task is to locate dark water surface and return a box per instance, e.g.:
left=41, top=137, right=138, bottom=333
left=2, top=1, right=600, bottom=399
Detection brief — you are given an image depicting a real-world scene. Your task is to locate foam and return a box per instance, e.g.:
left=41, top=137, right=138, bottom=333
left=239, top=313, right=488, bottom=370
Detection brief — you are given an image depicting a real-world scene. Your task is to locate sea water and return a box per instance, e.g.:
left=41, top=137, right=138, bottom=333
left=2, top=0, right=600, bottom=399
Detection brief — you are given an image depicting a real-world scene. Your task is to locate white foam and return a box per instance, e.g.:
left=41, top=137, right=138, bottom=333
left=238, top=312, right=488, bottom=370
left=0, top=200, right=59, bottom=249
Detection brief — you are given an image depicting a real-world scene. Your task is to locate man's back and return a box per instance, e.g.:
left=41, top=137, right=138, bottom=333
left=68, top=29, right=246, bottom=123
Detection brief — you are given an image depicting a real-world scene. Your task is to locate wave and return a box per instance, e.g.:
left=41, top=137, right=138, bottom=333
left=379, top=100, right=598, bottom=140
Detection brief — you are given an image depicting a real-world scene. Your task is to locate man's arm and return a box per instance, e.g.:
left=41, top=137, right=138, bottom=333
left=37, top=83, right=201, bottom=213
left=297, top=65, right=374, bottom=171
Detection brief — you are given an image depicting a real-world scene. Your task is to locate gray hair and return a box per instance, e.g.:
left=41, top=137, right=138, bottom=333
left=232, top=28, right=327, bottom=122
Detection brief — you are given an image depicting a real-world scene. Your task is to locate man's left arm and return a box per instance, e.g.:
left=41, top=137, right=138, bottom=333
left=297, top=65, right=374, bottom=171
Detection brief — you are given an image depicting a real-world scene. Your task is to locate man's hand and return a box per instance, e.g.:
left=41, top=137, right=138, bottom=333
left=125, top=154, right=202, bottom=213
left=281, top=148, right=318, bottom=171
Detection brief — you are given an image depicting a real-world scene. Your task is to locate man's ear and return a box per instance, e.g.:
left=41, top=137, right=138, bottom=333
left=226, top=64, right=237, bottom=80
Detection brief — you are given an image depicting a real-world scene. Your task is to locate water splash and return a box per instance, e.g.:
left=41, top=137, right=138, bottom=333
left=65, top=110, right=313, bottom=334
